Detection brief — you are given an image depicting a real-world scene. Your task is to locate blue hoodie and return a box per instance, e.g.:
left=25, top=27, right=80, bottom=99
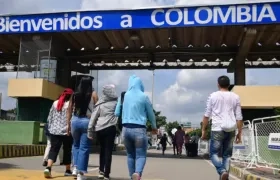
left=115, top=75, right=156, bottom=129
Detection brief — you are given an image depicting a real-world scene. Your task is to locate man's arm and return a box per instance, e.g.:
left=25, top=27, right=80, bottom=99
left=202, top=116, right=209, bottom=131
left=202, top=95, right=212, bottom=131
left=235, top=96, right=243, bottom=134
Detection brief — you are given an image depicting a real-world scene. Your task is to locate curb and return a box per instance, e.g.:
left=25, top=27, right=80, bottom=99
left=230, top=164, right=268, bottom=180
left=0, top=144, right=46, bottom=158
left=0, top=144, right=126, bottom=159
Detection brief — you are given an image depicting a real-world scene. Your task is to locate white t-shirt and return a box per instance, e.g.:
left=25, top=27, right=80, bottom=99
left=204, top=91, right=243, bottom=132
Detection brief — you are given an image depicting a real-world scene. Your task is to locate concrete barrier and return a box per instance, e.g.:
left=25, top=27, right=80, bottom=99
left=0, top=144, right=126, bottom=159
left=0, top=144, right=46, bottom=158
left=230, top=164, right=269, bottom=180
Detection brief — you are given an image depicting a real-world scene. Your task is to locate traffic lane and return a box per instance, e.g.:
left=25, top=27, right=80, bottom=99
left=0, top=150, right=238, bottom=180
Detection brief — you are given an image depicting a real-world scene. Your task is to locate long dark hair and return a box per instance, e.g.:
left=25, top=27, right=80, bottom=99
left=74, top=77, right=93, bottom=116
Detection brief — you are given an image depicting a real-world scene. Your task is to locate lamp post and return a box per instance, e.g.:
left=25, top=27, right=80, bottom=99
left=151, top=70, right=155, bottom=105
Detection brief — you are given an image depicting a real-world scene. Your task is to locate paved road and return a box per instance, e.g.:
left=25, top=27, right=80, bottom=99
left=0, top=148, right=238, bottom=180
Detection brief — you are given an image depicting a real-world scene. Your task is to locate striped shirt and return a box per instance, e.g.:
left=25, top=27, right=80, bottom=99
left=204, top=91, right=243, bottom=131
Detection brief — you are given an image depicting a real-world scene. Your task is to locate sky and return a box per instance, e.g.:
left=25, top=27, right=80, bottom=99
left=0, top=0, right=280, bottom=126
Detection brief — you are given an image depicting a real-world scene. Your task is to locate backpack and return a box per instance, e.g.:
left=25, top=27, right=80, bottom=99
left=117, top=92, right=126, bottom=131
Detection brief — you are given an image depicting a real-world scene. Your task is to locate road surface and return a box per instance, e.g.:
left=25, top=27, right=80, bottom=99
left=0, top=148, right=238, bottom=180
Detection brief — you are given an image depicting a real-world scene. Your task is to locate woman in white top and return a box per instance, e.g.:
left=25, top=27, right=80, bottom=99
left=44, top=88, right=74, bottom=178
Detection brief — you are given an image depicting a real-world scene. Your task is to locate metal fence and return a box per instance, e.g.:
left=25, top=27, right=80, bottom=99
left=232, top=120, right=255, bottom=164
left=231, top=115, right=280, bottom=171
left=252, top=115, right=280, bottom=170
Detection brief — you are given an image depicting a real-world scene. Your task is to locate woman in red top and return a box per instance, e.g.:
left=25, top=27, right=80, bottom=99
left=175, top=126, right=185, bottom=157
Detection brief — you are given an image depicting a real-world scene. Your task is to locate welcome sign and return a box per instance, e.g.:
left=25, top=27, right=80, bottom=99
left=268, top=133, right=280, bottom=151
left=0, top=2, right=279, bottom=34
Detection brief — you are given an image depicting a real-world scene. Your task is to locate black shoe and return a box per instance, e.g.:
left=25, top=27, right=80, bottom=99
left=42, top=161, right=47, bottom=167
left=64, top=170, right=73, bottom=176
left=60, top=162, right=64, bottom=165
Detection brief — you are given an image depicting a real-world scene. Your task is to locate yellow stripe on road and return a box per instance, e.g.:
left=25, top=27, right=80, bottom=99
left=0, top=169, right=164, bottom=180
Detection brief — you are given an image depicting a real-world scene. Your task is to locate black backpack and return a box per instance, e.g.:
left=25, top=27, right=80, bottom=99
left=117, top=92, right=126, bottom=131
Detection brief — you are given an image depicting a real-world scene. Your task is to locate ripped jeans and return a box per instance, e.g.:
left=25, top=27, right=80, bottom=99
left=122, top=127, right=147, bottom=178
left=210, top=131, right=235, bottom=175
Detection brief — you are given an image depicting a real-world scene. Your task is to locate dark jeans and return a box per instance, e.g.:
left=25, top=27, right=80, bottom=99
left=185, top=143, right=189, bottom=155
left=162, top=144, right=167, bottom=154
left=210, top=131, right=235, bottom=175
left=48, top=134, right=73, bottom=165
left=96, top=126, right=117, bottom=178
left=173, top=143, right=178, bottom=155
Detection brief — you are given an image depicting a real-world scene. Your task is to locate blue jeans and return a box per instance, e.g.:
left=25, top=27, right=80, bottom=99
left=122, top=127, right=147, bottom=178
left=210, top=131, right=235, bottom=175
left=71, top=116, right=91, bottom=173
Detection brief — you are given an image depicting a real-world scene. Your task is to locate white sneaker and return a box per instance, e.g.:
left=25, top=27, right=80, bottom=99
left=44, top=168, right=52, bottom=178
left=72, top=167, right=77, bottom=176
left=77, top=174, right=85, bottom=180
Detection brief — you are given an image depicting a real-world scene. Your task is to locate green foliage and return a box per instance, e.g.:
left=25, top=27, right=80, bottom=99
left=165, top=121, right=180, bottom=136
left=274, top=108, right=280, bottom=117
left=188, top=128, right=202, bottom=137
left=146, top=110, right=167, bottom=131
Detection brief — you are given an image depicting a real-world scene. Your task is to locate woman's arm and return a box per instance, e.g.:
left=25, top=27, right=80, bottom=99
left=47, top=103, right=55, bottom=124
left=87, top=106, right=101, bottom=139
left=45, top=103, right=55, bottom=136
left=145, top=96, right=156, bottom=129
left=114, top=97, right=121, bottom=117
left=66, top=95, right=74, bottom=135
left=92, top=91, right=98, bottom=105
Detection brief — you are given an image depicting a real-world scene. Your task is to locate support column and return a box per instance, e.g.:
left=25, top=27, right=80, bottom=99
left=50, top=37, right=71, bottom=88
left=234, top=59, right=246, bottom=85
left=227, top=28, right=257, bottom=86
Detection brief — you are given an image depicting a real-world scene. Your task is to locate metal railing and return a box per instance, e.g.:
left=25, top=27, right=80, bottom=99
left=252, top=115, right=280, bottom=171
left=230, top=115, right=280, bottom=172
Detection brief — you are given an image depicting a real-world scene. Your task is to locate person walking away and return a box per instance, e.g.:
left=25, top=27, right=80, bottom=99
left=175, top=126, right=185, bottom=157
left=160, top=134, right=171, bottom=155
left=88, top=84, right=118, bottom=180
left=171, top=134, right=178, bottom=155
left=72, top=83, right=98, bottom=176
left=43, top=88, right=74, bottom=178
left=184, top=134, right=190, bottom=156
left=67, top=77, right=95, bottom=180
left=42, top=123, right=64, bottom=167
left=201, top=75, right=243, bottom=180
left=43, top=123, right=51, bottom=166
left=115, top=75, right=156, bottom=180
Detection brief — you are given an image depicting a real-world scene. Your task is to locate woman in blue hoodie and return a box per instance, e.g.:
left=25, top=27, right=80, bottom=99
left=115, top=75, right=156, bottom=180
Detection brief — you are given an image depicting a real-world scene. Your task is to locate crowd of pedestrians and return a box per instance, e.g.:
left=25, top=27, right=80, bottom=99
left=42, top=74, right=243, bottom=180
left=43, top=75, right=156, bottom=180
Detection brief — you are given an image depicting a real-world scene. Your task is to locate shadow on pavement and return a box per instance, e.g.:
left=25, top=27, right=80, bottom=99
left=111, top=150, right=204, bottom=160
left=85, top=176, right=130, bottom=180
left=0, top=162, right=18, bottom=170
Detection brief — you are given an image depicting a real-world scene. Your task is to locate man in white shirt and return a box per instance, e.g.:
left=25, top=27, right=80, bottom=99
left=201, top=76, right=243, bottom=180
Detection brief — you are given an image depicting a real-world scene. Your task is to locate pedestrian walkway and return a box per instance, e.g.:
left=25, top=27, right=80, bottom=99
left=0, top=148, right=237, bottom=180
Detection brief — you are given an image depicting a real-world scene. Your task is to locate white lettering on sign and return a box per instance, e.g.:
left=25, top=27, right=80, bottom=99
left=0, top=12, right=103, bottom=33
left=0, top=3, right=277, bottom=33
left=151, top=4, right=276, bottom=26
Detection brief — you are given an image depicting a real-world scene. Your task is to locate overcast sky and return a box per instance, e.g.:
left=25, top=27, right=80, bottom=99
left=0, top=0, right=280, bottom=125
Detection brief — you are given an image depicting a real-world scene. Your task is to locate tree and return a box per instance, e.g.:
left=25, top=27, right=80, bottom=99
left=146, top=110, right=167, bottom=131
left=165, top=121, right=180, bottom=136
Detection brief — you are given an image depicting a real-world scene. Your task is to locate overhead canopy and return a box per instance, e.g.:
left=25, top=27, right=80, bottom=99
left=0, top=2, right=280, bottom=70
